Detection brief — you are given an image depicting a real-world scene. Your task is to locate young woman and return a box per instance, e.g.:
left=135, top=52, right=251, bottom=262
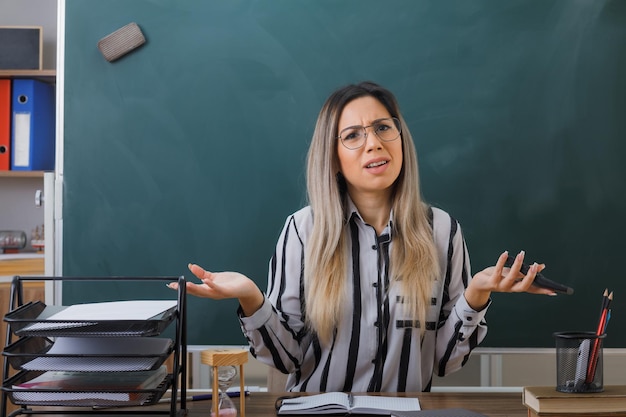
left=170, top=81, right=553, bottom=392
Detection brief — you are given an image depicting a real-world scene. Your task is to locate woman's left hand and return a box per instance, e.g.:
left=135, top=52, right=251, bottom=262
left=465, top=250, right=556, bottom=310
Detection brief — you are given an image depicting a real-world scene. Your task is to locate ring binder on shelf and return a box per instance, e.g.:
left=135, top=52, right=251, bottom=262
left=10, top=79, right=55, bottom=171
left=0, top=80, right=10, bottom=171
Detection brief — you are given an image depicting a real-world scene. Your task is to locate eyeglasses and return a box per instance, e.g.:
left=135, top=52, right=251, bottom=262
left=337, top=117, right=402, bottom=150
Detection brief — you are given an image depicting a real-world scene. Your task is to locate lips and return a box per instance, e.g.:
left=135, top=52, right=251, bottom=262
left=365, top=159, right=389, bottom=168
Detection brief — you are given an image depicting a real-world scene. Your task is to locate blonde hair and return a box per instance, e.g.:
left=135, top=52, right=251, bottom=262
left=305, top=82, right=440, bottom=344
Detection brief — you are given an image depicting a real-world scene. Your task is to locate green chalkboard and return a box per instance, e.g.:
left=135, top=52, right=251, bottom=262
left=63, top=0, right=626, bottom=347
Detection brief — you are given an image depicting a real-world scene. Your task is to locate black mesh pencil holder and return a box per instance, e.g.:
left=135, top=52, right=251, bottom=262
left=553, top=331, right=605, bottom=393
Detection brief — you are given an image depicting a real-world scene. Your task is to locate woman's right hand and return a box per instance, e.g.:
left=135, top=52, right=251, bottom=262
left=167, top=263, right=265, bottom=316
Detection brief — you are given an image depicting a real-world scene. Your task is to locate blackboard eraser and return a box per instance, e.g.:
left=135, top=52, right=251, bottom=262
left=97, top=22, right=146, bottom=62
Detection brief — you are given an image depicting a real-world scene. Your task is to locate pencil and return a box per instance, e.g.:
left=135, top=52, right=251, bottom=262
left=157, top=390, right=249, bottom=404
left=586, top=290, right=613, bottom=384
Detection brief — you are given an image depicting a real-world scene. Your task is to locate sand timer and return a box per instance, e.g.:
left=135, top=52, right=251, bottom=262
left=201, top=349, right=248, bottom=417
left=210, top=365, right=237, bottom=417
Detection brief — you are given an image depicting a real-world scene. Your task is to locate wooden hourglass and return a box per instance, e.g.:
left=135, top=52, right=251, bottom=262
left=201, top=349, right=248, bottom=417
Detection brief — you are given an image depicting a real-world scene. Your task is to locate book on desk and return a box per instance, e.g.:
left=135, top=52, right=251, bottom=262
left=523, top=385, right=626, bottom=416
left=275, top=392, right=490, bottom=417
left=277, top=392, right=421, bottom=415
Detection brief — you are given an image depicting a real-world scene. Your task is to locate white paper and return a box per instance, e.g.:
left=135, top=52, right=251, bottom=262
left=13, top=112, right=31, bottom=167
left=279, top=393, right=420, bottom=415
left=11, top=366, right=167, bottom=404
left=353, top=395, right=421, bottom=412
left=22, top=300, right=177, bottom=331
left=11, top=391, right=136, bottom=403
left=44, top=300, right=177, bottom=321
left=21, top=337, right=171, bottom=371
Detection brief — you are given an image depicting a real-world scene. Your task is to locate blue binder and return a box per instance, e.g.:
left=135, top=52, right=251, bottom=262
left=10, top=79, right=55, bottom=171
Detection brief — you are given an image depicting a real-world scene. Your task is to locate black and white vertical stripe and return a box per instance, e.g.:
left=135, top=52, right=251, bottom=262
left=239, top=199, right=488, bottom=392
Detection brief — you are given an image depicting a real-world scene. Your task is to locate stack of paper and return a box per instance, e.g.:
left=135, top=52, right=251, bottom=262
left=12, top=365, right=167, bottom=403
left=20, top=337, right=172, bottom=371
left=21, top=300, right=177, bottom=332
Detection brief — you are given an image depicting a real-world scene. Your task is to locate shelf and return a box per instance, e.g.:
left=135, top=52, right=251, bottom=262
left=0, top=171, right=45, bottom=178
left=0, top=70, right=56, bottom=83
left=0, top=257, right=44, bottom=277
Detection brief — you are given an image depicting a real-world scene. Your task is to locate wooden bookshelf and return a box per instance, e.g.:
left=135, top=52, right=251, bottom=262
left=0, top=256, right=45, bottom=277
left=0, top=69, right=56, bottom=82
left=0, top=171, right=45, bottom=178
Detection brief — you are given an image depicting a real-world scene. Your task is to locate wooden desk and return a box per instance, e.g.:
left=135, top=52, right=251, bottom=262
left=52, top=392, right=525, bottom=417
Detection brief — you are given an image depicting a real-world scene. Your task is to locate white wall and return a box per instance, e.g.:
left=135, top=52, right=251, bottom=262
left=186, top=347, right=626, bottom=391
left=0, top=0, right=57, bottom=250
left=0, top=178, right=45, bottom=251
left=1, top=1, right=58, bottom=250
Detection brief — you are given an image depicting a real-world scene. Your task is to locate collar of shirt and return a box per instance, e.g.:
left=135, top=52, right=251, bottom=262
left=345, top=194, right=394, bottom=241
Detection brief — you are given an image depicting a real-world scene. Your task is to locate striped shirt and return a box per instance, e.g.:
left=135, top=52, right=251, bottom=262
left=239, top=200, right=489, bottom=392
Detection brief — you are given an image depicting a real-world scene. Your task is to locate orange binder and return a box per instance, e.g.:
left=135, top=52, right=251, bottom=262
left=0, top=79, right=10, bottom=170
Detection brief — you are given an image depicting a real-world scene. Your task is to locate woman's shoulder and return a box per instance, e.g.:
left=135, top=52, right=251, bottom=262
left=428, top=205, right=461, bottom=227
left=283, top=206, right=314, bottom=233
left=289, top=205, right=313, bottom=221
left=427, top=206, right=464, bottom=251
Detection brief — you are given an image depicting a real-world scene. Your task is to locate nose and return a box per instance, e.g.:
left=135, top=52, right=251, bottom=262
left=363, top=127, right=383, bottom=150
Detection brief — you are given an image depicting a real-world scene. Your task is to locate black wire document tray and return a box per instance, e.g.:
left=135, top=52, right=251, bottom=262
left=2, top=368, right=170, bottom=407
left=1, top=275, right=187, bottom=417
left=3, top=336, right=174, bottom=372
left=3, top=300, right=177, bottom=337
